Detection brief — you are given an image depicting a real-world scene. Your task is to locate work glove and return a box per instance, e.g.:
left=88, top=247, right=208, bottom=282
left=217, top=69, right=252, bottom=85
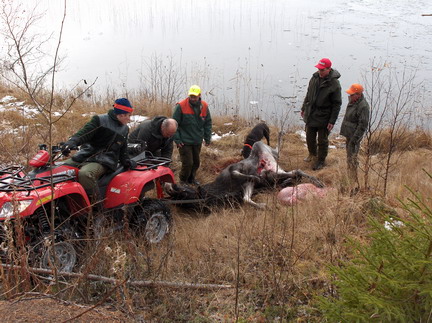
left=61, top=141, right=78, bottom=156
left=123, top=159, right=137, bottom=170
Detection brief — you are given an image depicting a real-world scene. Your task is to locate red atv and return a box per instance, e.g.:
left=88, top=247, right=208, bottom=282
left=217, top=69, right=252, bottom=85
left=0, top=144, right=175, bottom=272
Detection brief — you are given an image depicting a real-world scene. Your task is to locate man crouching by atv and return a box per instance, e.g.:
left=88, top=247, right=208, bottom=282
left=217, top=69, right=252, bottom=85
left=61, top=98, right=137, bottom=201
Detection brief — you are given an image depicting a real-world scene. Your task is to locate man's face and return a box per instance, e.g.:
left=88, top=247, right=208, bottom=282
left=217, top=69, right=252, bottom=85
left=189, top=95, right=200, bottom=104
left=116, top=113, right=132, bottom=125
left=162, top=124, right=177, bottom=138
left=318, top=67, right=331, bottom=78
left=348, top=93, right=361, bottom=103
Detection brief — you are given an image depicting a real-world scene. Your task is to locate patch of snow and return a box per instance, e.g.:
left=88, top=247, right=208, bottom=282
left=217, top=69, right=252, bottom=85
left=222, top=131, right=236, bottom=137
left=223, top=122, right=233, bottom=126
left=295, top=130, right=307, bottom=141
left=0, top=125, right=28, bottom=135
left=0, top=96, right=16, bottom=103
left=128, top=115, right=148, bottom=128
left=249, top=101, right=259, bottom=105
left=212, top=131, right=236, bottom=141
left=329, top=145, right=337, bottom=149
left=384, top=219, right=404, bottom=231
left=18, top=106, right=39, bottom=116
left=212, top=133, right=222, bottom=141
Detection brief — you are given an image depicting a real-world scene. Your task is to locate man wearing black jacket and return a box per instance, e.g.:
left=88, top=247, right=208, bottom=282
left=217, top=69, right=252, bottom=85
left=301, top=58, right=342, bottom=170
left=128, top=116, right=178, bottom=159
left=61, top=98, right=136, bottom=198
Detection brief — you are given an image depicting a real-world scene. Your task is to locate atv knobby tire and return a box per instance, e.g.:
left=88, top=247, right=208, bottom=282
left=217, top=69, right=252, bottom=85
left=40, top=241, right=77, bottom=273
left=132, top=199, right=172, bottom=244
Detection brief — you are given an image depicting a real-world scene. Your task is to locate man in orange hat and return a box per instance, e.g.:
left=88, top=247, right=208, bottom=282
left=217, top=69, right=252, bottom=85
left=301, top=58, right=342, bottom=170
left=340, top=83, right=370, bottom=184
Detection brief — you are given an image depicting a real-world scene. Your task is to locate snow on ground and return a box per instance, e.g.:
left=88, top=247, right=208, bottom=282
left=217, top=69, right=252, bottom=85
left=295, top=129, right=306, bottom=142
left=212, top=130, right=237, bottom=141
left=0, top=95, right=39, bottom=117
left=0, top=96, right=15, bottom=103
left=128, top=115, right=148, bottom=129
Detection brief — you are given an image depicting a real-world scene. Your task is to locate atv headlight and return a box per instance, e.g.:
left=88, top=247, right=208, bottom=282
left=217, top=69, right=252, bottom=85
left=0, top=200, right=32, bottom=219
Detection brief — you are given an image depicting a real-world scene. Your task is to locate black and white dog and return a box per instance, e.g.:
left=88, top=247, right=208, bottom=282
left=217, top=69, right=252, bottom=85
left=165, top=142, right=324, bottom=210
left=241, top=122, right=270, bottom=158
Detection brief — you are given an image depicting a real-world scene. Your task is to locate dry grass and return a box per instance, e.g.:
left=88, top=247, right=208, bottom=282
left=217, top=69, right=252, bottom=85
left=1, top=86, right=432, bottom=321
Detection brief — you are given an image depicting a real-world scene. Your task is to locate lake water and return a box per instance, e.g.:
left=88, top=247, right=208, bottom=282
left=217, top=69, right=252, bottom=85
left=15, top=0, right=432, bottom=128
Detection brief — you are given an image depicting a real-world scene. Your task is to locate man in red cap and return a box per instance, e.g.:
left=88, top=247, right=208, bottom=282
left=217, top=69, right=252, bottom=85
left=340, top=83, right=370, bottom=184
left=61, top=98, right=136, bottom=200
left=301, top=58, right=342, bottom=170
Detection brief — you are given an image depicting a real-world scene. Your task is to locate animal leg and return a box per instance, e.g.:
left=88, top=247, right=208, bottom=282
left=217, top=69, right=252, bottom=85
left=289, top=169, right=325, bottom=188
left=243, top=182, right=266, bottom=209
left=231, top=170, right=261, bottom=182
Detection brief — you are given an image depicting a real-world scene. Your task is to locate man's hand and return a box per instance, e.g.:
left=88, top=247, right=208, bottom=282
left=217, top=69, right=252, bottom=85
left=327, top=123, right=334, bottom=132
left=176, top=142, right=184, bottom=148
left=123, top=159, right=137, bottom=170
left=301, top=110, right=304, bottom=118
left=61, top=141, right=78, bottom=156
left=204, top=141, right=210, bottom=147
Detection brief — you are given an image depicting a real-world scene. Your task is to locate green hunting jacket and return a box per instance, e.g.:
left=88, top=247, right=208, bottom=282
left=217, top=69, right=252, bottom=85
left=68, top=109, right=129, bottom=171
left=301, top=69, right=342, bottom=127
left=172, top=99, right=212, bottom=146
left=340, top=95, right=370, bottom=143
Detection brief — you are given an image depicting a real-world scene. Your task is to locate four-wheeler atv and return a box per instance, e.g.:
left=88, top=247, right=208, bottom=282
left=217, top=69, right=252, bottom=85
left=0, top=144, right=175, bottom=272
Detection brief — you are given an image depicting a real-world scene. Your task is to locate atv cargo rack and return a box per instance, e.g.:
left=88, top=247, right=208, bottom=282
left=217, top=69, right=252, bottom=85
left=0, top=172, right=75, bottom=192
left=133, top=155, right=171, bottom=171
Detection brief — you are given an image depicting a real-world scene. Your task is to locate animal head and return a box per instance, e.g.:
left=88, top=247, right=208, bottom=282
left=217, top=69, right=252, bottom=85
left=163, top=182, right=200, bottom=200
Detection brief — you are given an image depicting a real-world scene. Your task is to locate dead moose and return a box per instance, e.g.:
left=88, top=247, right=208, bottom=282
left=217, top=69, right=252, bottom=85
left=164, top=142, right=324, bottom=211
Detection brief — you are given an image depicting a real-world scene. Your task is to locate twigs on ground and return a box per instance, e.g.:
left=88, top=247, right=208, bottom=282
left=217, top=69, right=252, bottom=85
left=1, top=263, right=233, bottom=290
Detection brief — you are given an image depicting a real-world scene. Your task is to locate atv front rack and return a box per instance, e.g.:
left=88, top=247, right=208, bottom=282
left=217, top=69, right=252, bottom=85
left=0, top=172, right=75, bottom=192
left=0, top=165, right=24, bottom=177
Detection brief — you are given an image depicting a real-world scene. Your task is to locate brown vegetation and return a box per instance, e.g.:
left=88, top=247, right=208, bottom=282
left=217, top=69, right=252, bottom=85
left=1, top=87, right=432, bottom=321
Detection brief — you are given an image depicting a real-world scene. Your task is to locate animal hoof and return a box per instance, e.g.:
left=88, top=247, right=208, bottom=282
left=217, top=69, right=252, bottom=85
left=256, top=203, right=266, bottom=209
left=312, top=178, right=325, bottom=188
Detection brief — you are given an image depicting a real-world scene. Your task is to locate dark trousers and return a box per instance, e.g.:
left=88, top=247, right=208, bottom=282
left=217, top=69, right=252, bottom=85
left=306, top=126, right=329, bottom=162
left=178, top=144, right=202, bottom=183
left=63, top=159, right=107, bottom=197
left=346, top=137, right=360, bottom=183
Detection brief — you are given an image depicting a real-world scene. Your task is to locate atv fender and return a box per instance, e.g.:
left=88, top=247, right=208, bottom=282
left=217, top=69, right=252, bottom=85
left=104, top=166, right=175, bottom=209
left=20, top=182, right=90, bottom=217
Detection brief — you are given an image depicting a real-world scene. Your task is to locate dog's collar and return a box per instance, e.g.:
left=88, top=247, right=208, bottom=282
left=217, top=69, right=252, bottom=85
left=244, top=143, right=253, bottom=149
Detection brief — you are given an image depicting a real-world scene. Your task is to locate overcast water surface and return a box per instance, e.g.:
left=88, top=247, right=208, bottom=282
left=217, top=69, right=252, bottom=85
left=19, top=0, right=432, bottom=128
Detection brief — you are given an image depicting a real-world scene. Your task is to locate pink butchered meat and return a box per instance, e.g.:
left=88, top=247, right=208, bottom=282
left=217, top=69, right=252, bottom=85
left=277, top=183, right=328, bottom=206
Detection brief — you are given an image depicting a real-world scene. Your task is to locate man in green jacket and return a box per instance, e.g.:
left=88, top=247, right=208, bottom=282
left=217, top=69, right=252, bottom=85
left=340, top=83, right=370, bottom=184
left=301, top=58, right=342, bottom=170
left=61, top=98, right=136, bottom=199
left=173, top=85, right=212, bottom=185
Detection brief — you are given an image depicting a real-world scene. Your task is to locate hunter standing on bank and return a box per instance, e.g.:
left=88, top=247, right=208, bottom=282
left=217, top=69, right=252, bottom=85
left=62, top=98, right=136, bottom=199
left=301, top=58, right=342, bottom=170
left=173, top=85, right=212, bottom=185
left=340, top=83, right=370, bottom=183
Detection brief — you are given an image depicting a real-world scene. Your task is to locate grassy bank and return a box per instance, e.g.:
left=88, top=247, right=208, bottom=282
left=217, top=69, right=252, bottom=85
left=1, top=84, right=432, bottom=321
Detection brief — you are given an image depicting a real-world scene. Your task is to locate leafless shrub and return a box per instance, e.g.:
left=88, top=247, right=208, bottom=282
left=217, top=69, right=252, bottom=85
left=361, top=60, right=423, bottom=196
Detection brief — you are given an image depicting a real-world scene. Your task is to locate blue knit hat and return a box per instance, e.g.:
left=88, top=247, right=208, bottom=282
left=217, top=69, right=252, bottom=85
left=113, top=98, right=133, bottom=114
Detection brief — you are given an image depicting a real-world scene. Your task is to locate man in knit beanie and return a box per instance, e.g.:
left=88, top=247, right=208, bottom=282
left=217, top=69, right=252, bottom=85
left=61, top=98, right=136, bottom=200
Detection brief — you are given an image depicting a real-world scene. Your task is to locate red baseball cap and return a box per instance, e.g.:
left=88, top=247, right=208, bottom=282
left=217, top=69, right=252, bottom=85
left=315, top=58, right=332, bottom=70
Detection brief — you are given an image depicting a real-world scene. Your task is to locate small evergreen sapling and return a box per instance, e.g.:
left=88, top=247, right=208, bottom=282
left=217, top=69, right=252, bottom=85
left=318, top=171, right=432, bottom=322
